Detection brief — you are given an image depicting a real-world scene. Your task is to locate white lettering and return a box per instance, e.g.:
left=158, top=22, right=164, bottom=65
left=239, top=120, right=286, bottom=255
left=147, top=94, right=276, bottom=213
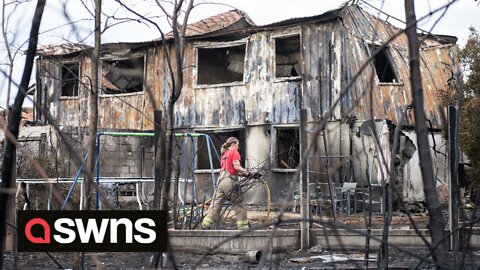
left=75, top=218, right=109, bottom=243
left=53, top=218, right=76, bottom=244
left=134, top=218, right=156, bottom=244
left=110, top=218, right=133, bottom=243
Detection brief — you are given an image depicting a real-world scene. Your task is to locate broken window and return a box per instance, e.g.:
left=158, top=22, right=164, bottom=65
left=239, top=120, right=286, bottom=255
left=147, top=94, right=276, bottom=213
left=370, top=45, right=397, bottom=83
left=275, top=35, right=301, bottom=78
left=102, top=56, right=144, bottom=94
left=197, top=45, right=245, bottom=85
left=118, top=183, right=136, bottom=197
left=196, top=130, right=245, bottom=170
left=61, top=63, right=79, bottom=97
left=274, top=127, right=299, bottom=169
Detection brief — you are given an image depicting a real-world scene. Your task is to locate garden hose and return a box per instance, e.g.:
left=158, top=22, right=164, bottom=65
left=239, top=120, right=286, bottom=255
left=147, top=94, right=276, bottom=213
left=262, top=179, right=271, bottom=224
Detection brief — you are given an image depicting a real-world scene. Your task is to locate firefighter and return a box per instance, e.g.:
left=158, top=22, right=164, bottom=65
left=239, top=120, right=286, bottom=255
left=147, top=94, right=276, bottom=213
left=202, top=137, right=251, bottom=230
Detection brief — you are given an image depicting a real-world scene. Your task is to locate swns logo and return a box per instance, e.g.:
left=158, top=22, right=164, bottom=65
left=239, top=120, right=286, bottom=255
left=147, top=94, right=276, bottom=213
left=18, top=210, right=167, bottom=252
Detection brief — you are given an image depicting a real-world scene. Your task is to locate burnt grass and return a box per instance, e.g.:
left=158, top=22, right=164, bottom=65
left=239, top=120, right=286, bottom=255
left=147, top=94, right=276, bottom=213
left=3, top=249, right=480, bottom=269
left=5, top=200, right=479, bottom=269
left=4, top=211, right=480, bottom=269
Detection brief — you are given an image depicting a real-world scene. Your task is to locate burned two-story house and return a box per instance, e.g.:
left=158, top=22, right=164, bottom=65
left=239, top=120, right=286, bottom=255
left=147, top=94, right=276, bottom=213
left=34, top=3, right=459, bottom=207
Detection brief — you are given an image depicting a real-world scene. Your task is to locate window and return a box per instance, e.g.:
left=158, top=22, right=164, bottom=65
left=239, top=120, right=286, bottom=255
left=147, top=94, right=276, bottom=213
left=275, top=35, right=301, bottom=78
left=274, top=127, right=299, bottom=169
left=102, top=56, right=144, bottom=94
left=197, top=45, right=245, bottom=85
left=196, top=130, right=245, bottom=170
left=370, top=45, right=397, bottom=83
left=61, top=63, right=79, bottom=97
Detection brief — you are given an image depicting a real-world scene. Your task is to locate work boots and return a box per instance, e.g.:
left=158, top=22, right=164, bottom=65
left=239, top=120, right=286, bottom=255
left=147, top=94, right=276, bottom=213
left=237, top=220, right=249, bottom=230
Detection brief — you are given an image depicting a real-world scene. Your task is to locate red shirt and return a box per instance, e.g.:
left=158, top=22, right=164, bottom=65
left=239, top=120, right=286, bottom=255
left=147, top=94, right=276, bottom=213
left=221, top=149, right=241, bottom=175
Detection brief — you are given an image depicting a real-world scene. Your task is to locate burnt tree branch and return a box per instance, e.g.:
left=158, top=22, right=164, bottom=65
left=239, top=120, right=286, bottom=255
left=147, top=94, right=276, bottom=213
left=405, top=0, right=448, bottom=268
left=0, top=0, right=45, bottom=268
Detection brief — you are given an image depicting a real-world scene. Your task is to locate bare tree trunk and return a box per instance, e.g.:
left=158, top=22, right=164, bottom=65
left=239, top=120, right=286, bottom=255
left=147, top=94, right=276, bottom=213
left=1, top=0, right=13, bottom=120
left=0, top=1, right=45, bottom=268
left=85, top=0, right=101, bottom=212
left=404, top=1, right=448, bottom=268
left=160, top=6, right=184, bottom=212
left=153, top=110, right=166, bottom=209
left=378, top=117, right=403, bottom=269
left=160, top=105, right=174, bottom=211
left=73, top=1, right=101, bottom=269
left=151, top=1, right=193, bottom=268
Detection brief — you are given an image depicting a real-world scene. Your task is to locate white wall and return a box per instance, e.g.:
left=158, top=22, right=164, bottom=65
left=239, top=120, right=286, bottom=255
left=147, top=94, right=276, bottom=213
left=402, top=131, right=448, bottom=203
left=244, top=125, right=271, bottom=204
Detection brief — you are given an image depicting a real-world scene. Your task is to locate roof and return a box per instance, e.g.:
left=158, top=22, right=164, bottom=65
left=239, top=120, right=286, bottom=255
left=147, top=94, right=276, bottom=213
left=36, top=10, right=256, bottom=56
left=36, top=43, right=92, bottom=56
left=258, top=5, right=344, bottom=28
left=0, top=108, right=34, bottom=127
left=35, top=3, right=457, bottom=56
left=165, top=10, right=255, bottom=39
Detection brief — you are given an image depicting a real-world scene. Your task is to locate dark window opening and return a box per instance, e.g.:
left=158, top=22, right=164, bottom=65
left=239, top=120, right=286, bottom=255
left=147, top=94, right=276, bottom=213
left=275, top=35, right=301, bottom=78
left=61, top=63, right=79, bottom=97
left=197, top=130, right=245, bottom=170
left=197, top=45, right=245, bottom=85
left=370, top=45, right=396, bottom=83
left=102, top=56, right=144, bottom=94
left=275, top=128, right=299, bottom=169
left=118, top=183, right=136, bottom=197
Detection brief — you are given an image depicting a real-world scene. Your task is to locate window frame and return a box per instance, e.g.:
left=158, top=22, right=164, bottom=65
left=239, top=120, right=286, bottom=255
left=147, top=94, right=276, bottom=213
left=369, top=44, right=403, bottom=85
left=99, top=54, right=146, bottom=96
left=194, top=41, right=247, bottom=88
left=271, top=124, right=300, bottom=172
left=193, top=127, right=246, bottom=173
left=59, top=61, right=80, bottom=99
left=273, top=33, right=302, bottom=82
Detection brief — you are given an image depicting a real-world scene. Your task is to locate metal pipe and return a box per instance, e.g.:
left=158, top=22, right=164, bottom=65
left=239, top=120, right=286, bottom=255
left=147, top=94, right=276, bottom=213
left=101, top=131, right=154, bottom=137
left=25, top=184, right=29, bottom=210
left=99, top=131, right=206, bottom=138
left=206, top=135, right=221, bottom=162
left=175, top=132, right=202, bottom=138
left=136, top=182, right=142, bottom=210
left=245, top=250, right=262, bottom=264
left=61, top=130, right=214, bottom=210
left=140, top=146, right=145, bottom=178
left=96, top=132, right=102, bottom=210
left=183, top=136, right=189, bottom=210
left=19, top=177, right=155, bottom=184
left=80, top=183, right=83, bottom=210
left=205, top=134, right=216, bottom=189
left=191, top=137, right=197, bottom=204
left=48, top=184, right=52, bottom=210
left=61, top=153, right=88, bottom=210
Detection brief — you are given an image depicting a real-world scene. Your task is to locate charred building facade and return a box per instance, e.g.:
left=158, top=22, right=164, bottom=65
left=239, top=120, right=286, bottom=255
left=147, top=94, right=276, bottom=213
left=34, top=4, right=459, bottom=205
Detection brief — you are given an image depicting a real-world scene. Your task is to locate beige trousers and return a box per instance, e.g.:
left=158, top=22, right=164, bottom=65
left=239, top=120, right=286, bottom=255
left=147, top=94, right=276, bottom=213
left=203, top=170, right=248, bottom=229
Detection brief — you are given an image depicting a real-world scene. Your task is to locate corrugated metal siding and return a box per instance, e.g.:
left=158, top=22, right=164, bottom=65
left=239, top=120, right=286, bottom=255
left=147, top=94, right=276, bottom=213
left=244, top=34, right=275, bottom=124
left=57, top=56, right=89, bottom=127
left=302, top=22, right=341, bottom=120
left=418, top=45, right=458, bottom=128
left=36, top=4, right=457, bottom=131
left=37, top=58, right=62, bottom=122
left=172, top=6, right=456, bottom=129
left=95, top=48, right=156, bottom=130
left=336, top=5, right=456, bottom=128
left=97, top=93, right=145, bottom=129
left=41, top=49, right=157, bottom=130
left=174, top=29, right=301, bottom=128
left=193, top=85, right=246, bottom=127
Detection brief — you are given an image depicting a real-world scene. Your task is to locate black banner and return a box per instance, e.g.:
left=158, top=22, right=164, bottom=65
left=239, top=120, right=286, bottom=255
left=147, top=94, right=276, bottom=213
left=17, top=210, right=167, bottom=252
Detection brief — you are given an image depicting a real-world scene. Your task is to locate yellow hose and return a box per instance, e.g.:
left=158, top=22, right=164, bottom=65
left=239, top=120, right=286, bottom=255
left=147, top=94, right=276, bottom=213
left=262, top=180, right=271, bottom=224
